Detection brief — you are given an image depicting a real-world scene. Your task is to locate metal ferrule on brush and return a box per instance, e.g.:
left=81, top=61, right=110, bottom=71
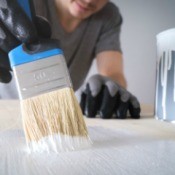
left=9, top=44, right=72, bottom=100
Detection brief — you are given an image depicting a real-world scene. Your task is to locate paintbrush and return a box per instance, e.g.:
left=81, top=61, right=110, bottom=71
left=8, top=0, right=91, bottom=153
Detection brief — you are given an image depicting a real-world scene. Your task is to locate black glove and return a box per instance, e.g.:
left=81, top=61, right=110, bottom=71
left=80, top=74, right=141, bottom=119
left=0, top=0, right=51, bottom=83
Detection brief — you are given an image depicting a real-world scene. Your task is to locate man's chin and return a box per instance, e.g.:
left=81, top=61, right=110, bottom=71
left=70, top=12, right=91, bottom=20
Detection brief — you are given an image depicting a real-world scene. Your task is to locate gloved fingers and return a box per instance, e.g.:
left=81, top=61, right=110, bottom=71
left=34, top=16, right=52, bottom=39
left=0, top=67, right=12, bottom=83
left=0, top=21, right=20, bottom=53
left=115, top=88, right=130, bottom=119
left=0, top=49, right=11, bottom=70
left=84, top=84, right=103, bottom=118
left=87, top=74, right=104, bottom=97
left=0, top=49, right=12, bottom=83
left=99, top=84, right=118, bottom=119
left=0, top=0, right=38, bottom=43
left=115, top=100, right=129, bottom=119
left=80, top=91, right=87, bottom=115
left=128, top=95, right=141, bottom=119
left=81, top=75, right=104, bottom=118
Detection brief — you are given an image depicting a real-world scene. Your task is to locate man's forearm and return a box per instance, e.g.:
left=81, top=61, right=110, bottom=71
left=96, top=51, right=127, bottom=89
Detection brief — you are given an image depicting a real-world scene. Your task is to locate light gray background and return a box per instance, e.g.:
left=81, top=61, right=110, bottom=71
left=86, top=0, right=175, bottom=106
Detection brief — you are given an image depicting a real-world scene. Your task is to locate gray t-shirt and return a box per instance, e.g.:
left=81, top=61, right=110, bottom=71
left=0, top=0, right=122, bottom=99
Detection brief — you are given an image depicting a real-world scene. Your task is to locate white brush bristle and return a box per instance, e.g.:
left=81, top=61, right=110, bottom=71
left=20, top=87, right=92, bottom=153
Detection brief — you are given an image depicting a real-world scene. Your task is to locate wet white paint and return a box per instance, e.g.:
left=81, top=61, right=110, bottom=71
left=156, top=28, right=175, bottom=120
left=160, top=51, right=172, bottom=119
left=0, top=127, right=175, bottom=175
left=28, top=133, right=92, bottom=153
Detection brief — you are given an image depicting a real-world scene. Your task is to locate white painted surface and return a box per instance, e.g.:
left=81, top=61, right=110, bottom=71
left=0, top=101, right=175, bottom=175
left=0, top=127, right=175, bottom=175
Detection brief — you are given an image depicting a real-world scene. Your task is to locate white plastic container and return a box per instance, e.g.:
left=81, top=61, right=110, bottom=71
left=155, top=28, right=175, bottom=123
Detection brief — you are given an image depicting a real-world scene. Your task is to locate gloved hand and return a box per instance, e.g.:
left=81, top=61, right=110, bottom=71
left=0, top=0, right=51, bottom=83
left=80, top=74, right=141, bottom=119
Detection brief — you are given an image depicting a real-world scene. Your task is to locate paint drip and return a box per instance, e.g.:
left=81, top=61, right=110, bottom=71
left=155, top=28, right=175, bottom=122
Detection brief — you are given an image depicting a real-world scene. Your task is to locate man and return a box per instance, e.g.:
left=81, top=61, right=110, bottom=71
left=0, top=0, right=140, bottom=119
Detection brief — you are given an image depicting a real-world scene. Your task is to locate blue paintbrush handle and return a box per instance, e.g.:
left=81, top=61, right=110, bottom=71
left=9, top=46, right=63, bottom=67
left=17, top=0, right=32, bottom=19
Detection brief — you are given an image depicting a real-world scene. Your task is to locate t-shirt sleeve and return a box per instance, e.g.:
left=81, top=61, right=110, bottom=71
left=95, top=3, right=123, bottom=55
